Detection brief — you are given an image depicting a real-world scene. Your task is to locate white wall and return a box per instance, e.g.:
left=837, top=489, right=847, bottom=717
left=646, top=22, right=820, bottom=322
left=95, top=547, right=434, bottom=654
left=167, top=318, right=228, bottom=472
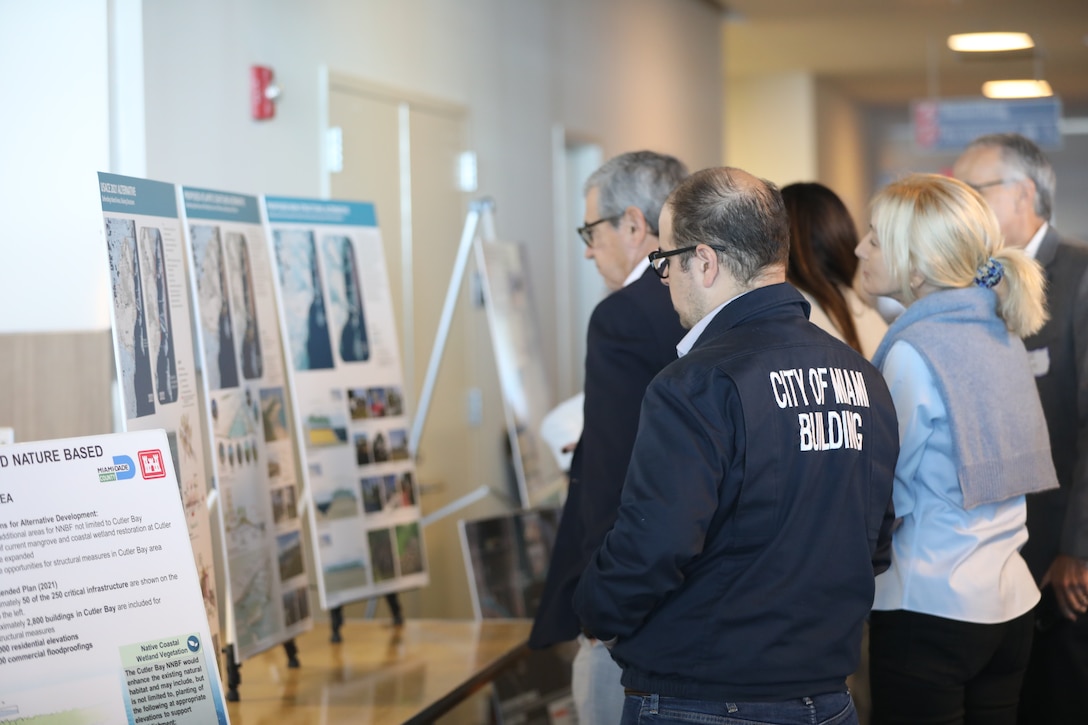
left=140, top=0, right=724, bottom=394
left=0, top=0, right=112, bottom=332
left=725, top=72, right=817, bottom=186
left=816, top=79, right=870, bottom=232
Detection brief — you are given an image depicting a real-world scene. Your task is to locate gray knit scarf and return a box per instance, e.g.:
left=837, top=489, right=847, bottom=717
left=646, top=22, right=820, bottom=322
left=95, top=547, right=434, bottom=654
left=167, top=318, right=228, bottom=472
left=872, top=286, right=1058, bottom=509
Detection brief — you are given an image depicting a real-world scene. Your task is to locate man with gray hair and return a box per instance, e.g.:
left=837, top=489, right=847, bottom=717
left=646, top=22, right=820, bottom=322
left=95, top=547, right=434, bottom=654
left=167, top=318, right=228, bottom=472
left=530, top=151, right=688, bottom=723
left=955, top=133, right=1088, bottom=724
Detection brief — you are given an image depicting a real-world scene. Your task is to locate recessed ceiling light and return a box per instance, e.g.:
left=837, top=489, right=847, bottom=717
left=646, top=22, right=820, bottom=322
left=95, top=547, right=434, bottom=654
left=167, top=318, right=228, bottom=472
left=948, top=32, right=1035, bottom=52
left=982, top=80, right=1053, bottom=99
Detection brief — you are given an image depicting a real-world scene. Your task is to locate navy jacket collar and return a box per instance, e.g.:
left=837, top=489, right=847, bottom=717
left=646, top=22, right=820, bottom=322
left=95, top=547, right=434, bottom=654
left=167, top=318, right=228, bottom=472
left=691, top=282, right=811, bottom=352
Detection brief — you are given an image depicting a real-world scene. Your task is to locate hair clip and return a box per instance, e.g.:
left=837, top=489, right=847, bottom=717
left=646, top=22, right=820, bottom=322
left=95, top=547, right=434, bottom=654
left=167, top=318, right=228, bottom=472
left=974, top=257, right=1004, bottom=289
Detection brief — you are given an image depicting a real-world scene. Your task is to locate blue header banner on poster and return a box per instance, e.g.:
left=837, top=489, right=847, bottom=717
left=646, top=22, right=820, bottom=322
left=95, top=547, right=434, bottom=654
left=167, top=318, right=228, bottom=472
left=264, top=195, right=377, bottom=227
left=913, top=97, right=1063, bottom=151
left=98, top=172, right=179, bottom=217
left=182, top=186, right=261, bottom=223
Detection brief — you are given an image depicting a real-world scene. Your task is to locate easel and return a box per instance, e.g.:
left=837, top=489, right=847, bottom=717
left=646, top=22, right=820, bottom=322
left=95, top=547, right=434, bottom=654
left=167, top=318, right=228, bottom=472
left=409, top=198, right=496, bottom=458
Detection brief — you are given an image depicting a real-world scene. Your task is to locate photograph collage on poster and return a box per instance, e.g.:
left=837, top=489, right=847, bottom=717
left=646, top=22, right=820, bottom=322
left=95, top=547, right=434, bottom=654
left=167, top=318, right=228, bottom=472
left=266, top=196, right=427, bottom=608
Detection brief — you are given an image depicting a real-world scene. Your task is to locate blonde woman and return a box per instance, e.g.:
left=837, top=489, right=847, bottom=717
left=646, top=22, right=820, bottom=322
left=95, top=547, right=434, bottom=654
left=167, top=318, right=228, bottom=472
left=855, top=174, right=1059, bottom=725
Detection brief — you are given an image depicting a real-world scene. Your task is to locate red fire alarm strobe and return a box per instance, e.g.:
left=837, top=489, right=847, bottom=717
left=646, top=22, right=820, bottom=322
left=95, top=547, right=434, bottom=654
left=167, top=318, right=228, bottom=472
left=251, top=65, right=278, bottom=120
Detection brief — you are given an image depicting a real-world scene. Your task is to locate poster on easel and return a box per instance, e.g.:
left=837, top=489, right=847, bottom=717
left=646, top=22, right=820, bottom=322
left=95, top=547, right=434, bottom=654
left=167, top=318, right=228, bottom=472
left=180, top=187, right=312, bottom=661
left=475, top=240, right=564, bottom=507
left=98, top=172, right=222, bottom=647
left=264, top=196, right=427, bottom=610
left=0, top=430, right=229, bottom=724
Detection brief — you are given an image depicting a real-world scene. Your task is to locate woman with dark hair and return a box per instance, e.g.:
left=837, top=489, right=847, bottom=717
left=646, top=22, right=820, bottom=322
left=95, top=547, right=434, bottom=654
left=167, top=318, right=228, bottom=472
left=783, top=182, right=887, bottom=358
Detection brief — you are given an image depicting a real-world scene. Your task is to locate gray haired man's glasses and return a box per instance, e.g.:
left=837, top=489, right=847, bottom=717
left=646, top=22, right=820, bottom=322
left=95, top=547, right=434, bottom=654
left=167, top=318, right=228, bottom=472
left=577, top=215, right=622, bottom=247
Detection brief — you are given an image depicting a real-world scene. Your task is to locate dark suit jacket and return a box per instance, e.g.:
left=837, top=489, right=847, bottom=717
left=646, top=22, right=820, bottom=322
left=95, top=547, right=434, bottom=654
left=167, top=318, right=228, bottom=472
left=1021, top=226, right=1088, bottom=581
left=529, top=267, right=685, bottom=648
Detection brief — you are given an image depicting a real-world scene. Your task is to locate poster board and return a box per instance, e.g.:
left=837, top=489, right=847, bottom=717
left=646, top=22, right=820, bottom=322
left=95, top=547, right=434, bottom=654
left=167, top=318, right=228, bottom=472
left=180, top=187, right=312, bottom=661
left=0, top=430, right=229, bottom=724
left=458, top=507, right=559, bottom=620
left=264, top=196, right=426, bottom=609
left=474, top=240, right=564, bottom=507
left=98, top=172, right=221, bottom=646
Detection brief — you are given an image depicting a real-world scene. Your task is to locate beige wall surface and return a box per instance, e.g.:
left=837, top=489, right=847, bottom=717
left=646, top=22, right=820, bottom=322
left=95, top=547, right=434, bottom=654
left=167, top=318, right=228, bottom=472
left=724, top=72, right=816, bottom=185
left=0, top=331, right=115, bottom=442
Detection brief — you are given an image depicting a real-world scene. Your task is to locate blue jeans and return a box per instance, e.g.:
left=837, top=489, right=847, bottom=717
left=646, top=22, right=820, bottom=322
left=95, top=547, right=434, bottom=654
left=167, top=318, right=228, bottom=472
left=620, top=691, right=857, bottom=725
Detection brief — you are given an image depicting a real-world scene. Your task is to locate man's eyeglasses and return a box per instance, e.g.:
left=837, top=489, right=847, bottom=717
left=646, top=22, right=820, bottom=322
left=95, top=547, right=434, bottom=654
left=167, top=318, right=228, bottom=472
left=649, top=244, right=730, bottom=279
left=648, top=246, right=699, bottom=279
left=965, top=178, right=1015, bottom=194
left=577, top=215, right=621, bottom=247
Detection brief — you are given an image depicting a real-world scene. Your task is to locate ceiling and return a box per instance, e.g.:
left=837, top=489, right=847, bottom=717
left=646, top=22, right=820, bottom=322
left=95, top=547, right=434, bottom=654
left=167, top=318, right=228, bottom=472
left=719, top=0, right=1088, bottom=107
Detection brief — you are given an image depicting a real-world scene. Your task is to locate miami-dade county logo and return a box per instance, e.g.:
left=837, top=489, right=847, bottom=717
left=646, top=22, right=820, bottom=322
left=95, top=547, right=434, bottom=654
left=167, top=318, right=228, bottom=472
left=138, top=450, right=167, bottom=479
left=98, top=455, right=136, bottom=482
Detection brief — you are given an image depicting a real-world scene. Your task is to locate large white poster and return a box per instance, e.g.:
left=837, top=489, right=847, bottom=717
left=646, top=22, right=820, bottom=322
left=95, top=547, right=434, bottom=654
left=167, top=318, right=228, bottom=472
left=0, top=430, right=229, bottom=724
left=475, top=240, right=564, bottom=507
left=181, top=187, right=312, bottom=661
left=98, top=173, right=221, bottom=646
left=265, top=196, right=426, bottom=609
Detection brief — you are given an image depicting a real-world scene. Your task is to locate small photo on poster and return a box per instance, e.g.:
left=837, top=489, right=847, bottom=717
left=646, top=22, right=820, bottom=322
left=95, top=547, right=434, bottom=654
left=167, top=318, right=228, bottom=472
left=277, top=530, right=304, bottom=581
left=260, top=387, right=290, bottom=442
left=389, top=429, right=410, bottom=461
left=226, top=232, right=264, bottom=380
left=354, top=432, right=371, bottom=466
left=372, top=431, right=390, bottom=463
left=105, top=216, right=155, bottom=419
left=398, top=471, right=417, bottom=508
left=191, top=225, right=240, bottom=390
left=368, top=528, right=396, bottom=582
left=282, top=585, right=310, bottom=627
left=271, top=484, right=298, bottom=524
left=322, top=553, right=369, bottom=595
left=138, top=226, right=178, bottom=406
left=360, top=476, right=385, bottom=514
left=396, top=522, right=424, bottom=576
left=378, top=474, right=399, bottom=511
left=313, top=486, right=360, bottom=521
left=386, top=387, right=405, bottom=416
left=348, top=387, right=370, bottom=420
left=273, top=229, right=335, bottom=370
left=367, top=387, right=388, bottom=418
left=321, top=234, right=370, bottom=364
left=305, top=412, right=348, bottom=447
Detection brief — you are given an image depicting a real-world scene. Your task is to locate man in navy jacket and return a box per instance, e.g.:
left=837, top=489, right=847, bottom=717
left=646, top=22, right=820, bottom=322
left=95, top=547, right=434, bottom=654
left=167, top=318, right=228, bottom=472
left=574, top=167, right=898, bottom=725
left=529, top=151, right=688, bottom=723
left=955, top=133, right=1088, bottom=725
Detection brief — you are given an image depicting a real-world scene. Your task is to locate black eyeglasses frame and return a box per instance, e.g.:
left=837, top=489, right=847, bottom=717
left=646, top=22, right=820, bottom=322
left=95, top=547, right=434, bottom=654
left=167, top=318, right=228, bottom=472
left=577, top=214, right=622, bottom=247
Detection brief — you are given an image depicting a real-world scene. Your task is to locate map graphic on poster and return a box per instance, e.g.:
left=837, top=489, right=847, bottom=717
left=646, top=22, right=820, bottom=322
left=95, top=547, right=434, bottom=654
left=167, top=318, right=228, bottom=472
left=0, top=430, right=229, bottom=724
left=264, top=196, right=427, bottom=609
left=475, top=240, right=564, bottom=507
left=181, top=187, right=312, bottom=661
left=98, top=172, right=222, bottom=648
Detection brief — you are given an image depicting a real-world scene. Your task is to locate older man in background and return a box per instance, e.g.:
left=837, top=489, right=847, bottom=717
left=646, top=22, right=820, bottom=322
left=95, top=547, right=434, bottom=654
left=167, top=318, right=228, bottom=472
left=955, top=133, right=1088, bottom=725
left=529, top=151, right=688, bottom=723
